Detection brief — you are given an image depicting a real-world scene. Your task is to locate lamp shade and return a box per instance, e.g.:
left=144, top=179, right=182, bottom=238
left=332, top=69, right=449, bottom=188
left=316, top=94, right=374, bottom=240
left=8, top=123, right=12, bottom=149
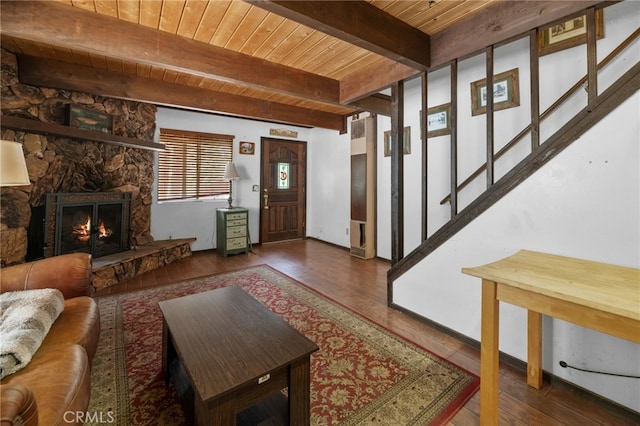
left=223, top=162, right=240, bottom=180
left=0, top=140, right=30, bottom=186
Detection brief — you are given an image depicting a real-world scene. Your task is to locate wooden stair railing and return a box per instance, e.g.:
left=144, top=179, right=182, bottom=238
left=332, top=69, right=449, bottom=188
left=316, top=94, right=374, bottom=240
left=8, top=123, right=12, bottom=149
left=439, top=27, right=640, bottom=206
left=387, top=61, right=640, bottom=298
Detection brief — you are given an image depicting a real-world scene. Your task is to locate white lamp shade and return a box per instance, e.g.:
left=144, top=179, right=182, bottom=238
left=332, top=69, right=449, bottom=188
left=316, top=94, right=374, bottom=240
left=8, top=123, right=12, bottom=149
left=0, top=140, right=30, bottom=186
left=223, top=162, right=240, bottom=180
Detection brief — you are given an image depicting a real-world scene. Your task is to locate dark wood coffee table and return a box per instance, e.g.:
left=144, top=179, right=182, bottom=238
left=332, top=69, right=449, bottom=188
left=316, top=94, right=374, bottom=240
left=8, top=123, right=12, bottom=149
left=159, top=285, right=318, bottom=425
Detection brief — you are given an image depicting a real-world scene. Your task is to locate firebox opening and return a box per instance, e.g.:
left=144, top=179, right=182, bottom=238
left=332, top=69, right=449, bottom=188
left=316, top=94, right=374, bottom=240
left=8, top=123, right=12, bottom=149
left=44, top=192, right=132, bottom=259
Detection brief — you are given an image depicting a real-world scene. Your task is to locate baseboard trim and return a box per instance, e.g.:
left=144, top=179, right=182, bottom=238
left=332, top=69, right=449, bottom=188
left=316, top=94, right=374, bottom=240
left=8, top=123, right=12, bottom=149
left=305, top=237, right=392, bottom=264
left=389, top=301, right=640, bottom=418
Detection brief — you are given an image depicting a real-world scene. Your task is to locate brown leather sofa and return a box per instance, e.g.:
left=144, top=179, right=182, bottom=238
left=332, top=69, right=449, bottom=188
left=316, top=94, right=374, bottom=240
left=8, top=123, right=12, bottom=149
left=0, top=253, right=100, bottom=426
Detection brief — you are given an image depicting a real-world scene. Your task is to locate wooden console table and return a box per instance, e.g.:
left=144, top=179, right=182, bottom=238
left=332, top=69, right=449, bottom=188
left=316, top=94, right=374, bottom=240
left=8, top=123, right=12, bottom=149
left=462, top=250, right=640, bottom=425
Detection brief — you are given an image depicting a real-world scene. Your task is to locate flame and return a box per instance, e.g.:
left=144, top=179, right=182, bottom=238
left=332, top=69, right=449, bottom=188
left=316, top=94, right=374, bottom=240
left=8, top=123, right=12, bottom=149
left=98, top=220, right=112, bottom=238
left=73, top=216, right=91, bottom=242
left=72, top=216, right=113, bottom=242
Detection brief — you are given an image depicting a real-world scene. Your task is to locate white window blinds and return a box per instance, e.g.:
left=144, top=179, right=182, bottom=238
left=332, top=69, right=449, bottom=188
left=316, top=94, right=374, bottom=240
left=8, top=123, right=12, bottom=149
left=158, top=129, right=234, bottom=201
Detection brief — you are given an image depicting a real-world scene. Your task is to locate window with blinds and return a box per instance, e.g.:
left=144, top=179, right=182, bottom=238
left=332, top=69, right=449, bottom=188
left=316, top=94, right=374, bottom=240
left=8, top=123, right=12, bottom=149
left=158, top=129, right=234, bottom=202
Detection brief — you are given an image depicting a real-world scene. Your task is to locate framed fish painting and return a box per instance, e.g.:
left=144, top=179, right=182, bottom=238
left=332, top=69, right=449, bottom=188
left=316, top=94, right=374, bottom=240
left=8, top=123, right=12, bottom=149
left=67, top=104, right=113, bottom=134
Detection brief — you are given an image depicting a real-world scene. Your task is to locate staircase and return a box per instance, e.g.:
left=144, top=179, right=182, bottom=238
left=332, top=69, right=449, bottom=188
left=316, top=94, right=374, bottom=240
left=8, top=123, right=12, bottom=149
left=388, top=18, right=640, bottom=296
left=384, top=11, right=640, bottom=409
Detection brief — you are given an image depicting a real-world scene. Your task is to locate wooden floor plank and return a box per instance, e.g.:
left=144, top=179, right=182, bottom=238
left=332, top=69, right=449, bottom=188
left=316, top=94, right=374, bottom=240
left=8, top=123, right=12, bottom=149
left=94, top=239, right=640, bottom=425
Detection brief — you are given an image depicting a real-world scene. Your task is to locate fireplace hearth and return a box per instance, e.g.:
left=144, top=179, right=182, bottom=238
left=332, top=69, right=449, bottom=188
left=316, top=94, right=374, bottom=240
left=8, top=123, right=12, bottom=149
left=43, top=192, right=132, bottom=258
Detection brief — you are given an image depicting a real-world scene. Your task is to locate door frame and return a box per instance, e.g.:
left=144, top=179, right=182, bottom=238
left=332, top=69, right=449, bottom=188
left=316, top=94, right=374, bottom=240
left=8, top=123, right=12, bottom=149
left=259, top=137, right=307, bottom=244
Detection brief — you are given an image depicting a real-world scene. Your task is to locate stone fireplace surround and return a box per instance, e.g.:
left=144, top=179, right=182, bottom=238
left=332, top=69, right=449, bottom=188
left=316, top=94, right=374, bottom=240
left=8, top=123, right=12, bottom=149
left=1, top=49, right=192, bottom=287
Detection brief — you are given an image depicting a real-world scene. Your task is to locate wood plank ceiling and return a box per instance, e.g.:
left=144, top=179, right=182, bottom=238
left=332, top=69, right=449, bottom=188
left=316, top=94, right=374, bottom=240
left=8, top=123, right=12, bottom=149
left=0, top=0, right=601, bottom=132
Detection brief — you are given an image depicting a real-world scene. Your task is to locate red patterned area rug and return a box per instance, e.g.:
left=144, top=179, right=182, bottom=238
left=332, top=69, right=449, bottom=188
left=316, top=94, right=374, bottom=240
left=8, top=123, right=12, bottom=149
left=88, top=265, right=478, bottom=425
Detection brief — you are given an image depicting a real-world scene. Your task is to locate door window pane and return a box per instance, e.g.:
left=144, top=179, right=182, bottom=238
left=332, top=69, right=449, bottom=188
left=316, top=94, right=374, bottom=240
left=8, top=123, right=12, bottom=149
left=278, top=162, right=290, bottom=189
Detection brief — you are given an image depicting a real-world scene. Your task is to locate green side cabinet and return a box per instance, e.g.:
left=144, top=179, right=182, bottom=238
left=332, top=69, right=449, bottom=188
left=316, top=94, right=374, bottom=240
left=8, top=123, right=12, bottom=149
left=216, top=208, right=249, bottom=257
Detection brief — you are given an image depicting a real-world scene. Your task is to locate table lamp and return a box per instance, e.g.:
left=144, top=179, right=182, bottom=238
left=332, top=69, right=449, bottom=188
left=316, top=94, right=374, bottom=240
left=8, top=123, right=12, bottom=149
left=0, top=140, right=30, bottom=186
left=223, top=162, right=240, bottom=209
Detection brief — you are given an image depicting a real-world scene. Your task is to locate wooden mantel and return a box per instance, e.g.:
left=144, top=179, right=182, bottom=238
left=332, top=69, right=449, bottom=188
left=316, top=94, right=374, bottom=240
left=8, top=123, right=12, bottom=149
left=0, top=115, right=164, bottom=151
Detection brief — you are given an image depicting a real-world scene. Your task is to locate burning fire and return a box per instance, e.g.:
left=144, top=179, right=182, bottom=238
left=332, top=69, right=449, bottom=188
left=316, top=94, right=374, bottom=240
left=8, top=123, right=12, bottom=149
left=72, top=216, right=113, bottom=242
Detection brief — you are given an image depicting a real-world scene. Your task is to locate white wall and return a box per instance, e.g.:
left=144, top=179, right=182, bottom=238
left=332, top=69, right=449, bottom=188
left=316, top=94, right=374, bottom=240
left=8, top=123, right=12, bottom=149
left=151, top=109, right=312, bottom=251
left=395, top=92, right=640, bottom=410
left=305, top=127, right=351, bottom=246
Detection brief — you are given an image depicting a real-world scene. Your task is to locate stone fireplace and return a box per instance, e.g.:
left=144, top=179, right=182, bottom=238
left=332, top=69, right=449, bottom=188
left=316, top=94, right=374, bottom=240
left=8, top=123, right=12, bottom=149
left=1, top=48, right=155, bottom=266
left=2, top=48, right=194, bottom=287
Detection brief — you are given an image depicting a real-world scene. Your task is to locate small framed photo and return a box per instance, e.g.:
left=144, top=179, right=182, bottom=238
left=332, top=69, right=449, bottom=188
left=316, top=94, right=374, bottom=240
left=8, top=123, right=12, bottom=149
left=538, top=9, right=604, bottom=56
left=383, top=127, right=411, bottom=157
left=424, top=103, right=451, bottom=138
left=269, top=128, right=298, bottom=138
left=470, top=68, right=520, bottom=116
left=67, top=104, right=113, bottom=133
left=239, top=141, right=255, bottom=155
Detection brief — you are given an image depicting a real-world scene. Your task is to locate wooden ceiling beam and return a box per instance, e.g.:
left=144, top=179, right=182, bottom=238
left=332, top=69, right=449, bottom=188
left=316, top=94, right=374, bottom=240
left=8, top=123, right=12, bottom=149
left=247, top=1, right=430, bottom=71
left=349, top=93, right=392, bottom=117
left=0, top=0, right=340, bottom=105
left=340, top=59, right=420, bottom=104
left=17, top=55, right=347, bottom=132
left=340, top=1, right=605, bottom=102
left=430, top=1, right=605, bottom=68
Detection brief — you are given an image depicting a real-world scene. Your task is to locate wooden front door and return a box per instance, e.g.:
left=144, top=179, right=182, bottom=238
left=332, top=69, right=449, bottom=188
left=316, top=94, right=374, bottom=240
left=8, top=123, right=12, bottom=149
left=260, top=138, right=306, bottom=243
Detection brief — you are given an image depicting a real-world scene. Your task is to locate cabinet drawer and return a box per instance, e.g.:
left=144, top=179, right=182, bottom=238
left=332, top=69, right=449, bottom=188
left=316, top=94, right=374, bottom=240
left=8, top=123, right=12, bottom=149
left=226, top=237, right=247, bottom=250
left=227, top=212, right=247, bottom=221
left=227, top=218, right=247, bottom=227
left=227, top=226, right=246, bottom=238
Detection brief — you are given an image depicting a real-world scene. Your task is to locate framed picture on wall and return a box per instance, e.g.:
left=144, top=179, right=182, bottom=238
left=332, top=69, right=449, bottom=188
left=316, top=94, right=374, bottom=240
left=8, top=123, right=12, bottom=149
left=538, top=9, right=604, bottom=56
left=424, top=103, right=451, bottom=138
left=470, top=68, right=520, bottom=116
left=239, top=141, right=255, bottom=155
left=383, top=127, right=411, bottom=157
left=66, top=104, right=113, bottom=134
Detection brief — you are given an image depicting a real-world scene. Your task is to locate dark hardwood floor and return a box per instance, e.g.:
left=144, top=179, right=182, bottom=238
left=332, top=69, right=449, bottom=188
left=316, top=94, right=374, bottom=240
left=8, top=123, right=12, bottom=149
left=95, top=239, right=639, bottom=425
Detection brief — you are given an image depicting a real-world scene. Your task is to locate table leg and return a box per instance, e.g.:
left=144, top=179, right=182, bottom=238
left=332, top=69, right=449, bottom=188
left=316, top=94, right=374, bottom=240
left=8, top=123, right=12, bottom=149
left=197, top=393, right=235, bottom=425
left=288, top=356, right=311, bottom=426
left=527, top=310, right=543, bottom=388
left=161, top=318, right=174, bottom=385
left=481, top=279, right=500, bottom=425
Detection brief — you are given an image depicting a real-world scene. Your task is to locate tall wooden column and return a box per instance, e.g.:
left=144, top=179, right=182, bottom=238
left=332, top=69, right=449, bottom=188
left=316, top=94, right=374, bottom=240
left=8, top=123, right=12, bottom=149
left=350, top=114, right=376, bottom=259
left=391, top=81, right=404, bottom=264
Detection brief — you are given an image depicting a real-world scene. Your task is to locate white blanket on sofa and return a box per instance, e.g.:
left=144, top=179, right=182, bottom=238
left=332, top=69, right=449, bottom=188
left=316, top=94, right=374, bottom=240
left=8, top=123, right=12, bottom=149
left=0, top=288, right=64, bottom=379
